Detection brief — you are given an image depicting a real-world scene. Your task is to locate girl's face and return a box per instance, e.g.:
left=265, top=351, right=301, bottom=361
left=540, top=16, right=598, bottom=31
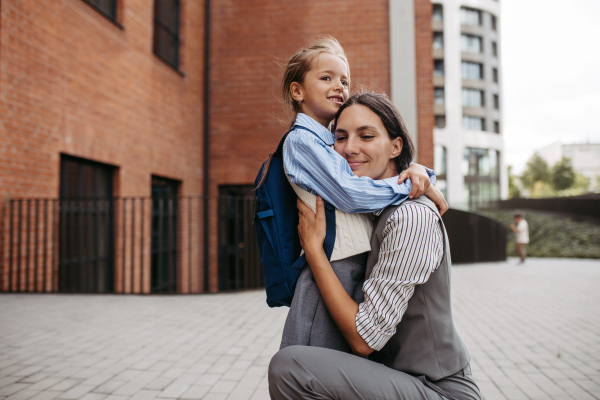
left=334, top=105, right=402, bottom=180
left=291, top=53, right=349, bottom=127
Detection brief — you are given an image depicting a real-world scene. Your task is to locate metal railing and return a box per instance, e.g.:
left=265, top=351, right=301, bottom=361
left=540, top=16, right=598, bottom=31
left=0, top=196, right=264, bottom=294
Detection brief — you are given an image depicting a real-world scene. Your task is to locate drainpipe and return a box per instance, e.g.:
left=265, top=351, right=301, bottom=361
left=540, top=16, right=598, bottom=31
left=203, top=0, right=211, bottom=293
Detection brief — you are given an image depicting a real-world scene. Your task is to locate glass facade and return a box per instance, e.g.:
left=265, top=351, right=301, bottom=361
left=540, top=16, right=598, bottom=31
left=434, top=145, right=448, bottom=197
left=462, top=61, right=483, bottom=80
left=463, top=148, right=500, bottom=207
left=463, top=116, right=485, bottom=131
left=460, top=7, right=482, bottom=26
left=462, top=88, right=484, bottom=107
left=461, top=34, right=483, bottom=53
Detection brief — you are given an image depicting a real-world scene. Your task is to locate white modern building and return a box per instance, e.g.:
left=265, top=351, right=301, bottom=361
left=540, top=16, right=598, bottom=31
left=430, top=0, right=507, bottom=208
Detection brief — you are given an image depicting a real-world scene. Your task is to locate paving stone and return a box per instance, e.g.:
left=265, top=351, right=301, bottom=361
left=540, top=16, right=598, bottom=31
left=1, top=259, right=599, bottom=400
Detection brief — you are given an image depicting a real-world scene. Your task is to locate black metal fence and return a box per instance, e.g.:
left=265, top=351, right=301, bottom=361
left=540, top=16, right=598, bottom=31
left=442, top=208, right=507, bottom=263
left=0, top=196, right=264, bottom=294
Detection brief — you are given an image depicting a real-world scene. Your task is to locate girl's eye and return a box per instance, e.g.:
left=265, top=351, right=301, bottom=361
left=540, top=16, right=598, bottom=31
left=321, top=76, right=331, bottom=81
left=341, top=81, right=348, bottom=86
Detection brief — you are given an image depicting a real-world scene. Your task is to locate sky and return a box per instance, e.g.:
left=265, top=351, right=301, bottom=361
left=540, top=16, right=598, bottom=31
left=501, top=0, right=600, bottom=173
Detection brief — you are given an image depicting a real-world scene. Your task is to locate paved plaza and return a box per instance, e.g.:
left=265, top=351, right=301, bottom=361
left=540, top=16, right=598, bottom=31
left=1, top=258, right=599, bottom=400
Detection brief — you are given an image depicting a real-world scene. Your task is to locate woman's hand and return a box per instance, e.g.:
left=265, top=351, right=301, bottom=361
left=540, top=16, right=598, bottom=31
left=424, top=185, right=449, bottom=215
left=297, top=196, right=326, bottom=258
left=398, top=163, right=431, bottom=198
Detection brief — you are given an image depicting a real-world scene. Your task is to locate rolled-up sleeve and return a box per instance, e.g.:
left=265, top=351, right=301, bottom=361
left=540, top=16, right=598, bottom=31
left=355, top=203, right=444, bottom=351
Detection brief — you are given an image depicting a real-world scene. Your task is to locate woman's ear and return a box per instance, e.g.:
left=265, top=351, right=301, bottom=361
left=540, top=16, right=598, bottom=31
left=290, top=82, right=304, bottom=102
left=390, top=137, right=403, bottom=159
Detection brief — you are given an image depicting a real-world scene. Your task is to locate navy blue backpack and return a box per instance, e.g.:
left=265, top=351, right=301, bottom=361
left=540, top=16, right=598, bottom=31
left=254, top=126, right=336, bottom=307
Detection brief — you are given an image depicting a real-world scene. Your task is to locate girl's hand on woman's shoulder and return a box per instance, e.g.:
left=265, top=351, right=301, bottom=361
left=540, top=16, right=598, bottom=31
left=398, top=163, right=431, bottom=198
left=297, top=196, right=327, bottom=258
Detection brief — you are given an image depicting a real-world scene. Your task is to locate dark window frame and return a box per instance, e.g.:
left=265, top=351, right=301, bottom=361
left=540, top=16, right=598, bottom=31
left=434, top=59, right=445, bottom=76
left=493, top=94, right=499, bottom=109
left=81, top=0, right=123, bottom=29
left=153, top=0, right=183, bottom=73
left=493, top=68, right=499, bottom=83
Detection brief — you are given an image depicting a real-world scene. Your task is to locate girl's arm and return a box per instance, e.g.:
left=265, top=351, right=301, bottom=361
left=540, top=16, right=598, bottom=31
left=284, top=130, right=437, bottom=213
left=298, top=196, right=444, bottom=356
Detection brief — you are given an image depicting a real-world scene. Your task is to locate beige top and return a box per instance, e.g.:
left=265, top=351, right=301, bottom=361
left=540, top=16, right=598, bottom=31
left=283, top=138, right=373, bottom=261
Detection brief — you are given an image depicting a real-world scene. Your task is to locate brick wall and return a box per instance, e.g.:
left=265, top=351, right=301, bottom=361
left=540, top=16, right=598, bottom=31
left=1, top=0, right=433, bottom=294
left=0, top=0, right=205, bottom=199
left=207, top=0, right=392, bottom=291
left=0, top=0, right=206, bottom=293
left=414, top=0, right=435, bottom=168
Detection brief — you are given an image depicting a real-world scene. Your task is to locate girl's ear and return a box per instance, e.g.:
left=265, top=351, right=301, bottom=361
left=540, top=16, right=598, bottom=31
left=290, top=82, right=304, bottom=102
left=390, top=137, right=403, bottom=159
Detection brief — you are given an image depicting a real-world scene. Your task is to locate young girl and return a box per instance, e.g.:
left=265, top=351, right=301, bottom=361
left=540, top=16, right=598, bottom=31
left=272, top=36, right=447, bottom=352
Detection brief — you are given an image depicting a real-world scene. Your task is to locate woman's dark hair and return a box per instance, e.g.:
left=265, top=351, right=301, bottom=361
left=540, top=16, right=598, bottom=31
left=332, top=92, right=414, bottom=174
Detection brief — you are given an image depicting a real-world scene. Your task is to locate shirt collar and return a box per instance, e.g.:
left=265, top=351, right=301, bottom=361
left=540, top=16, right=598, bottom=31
left=294, top=113, right=334, bottom=146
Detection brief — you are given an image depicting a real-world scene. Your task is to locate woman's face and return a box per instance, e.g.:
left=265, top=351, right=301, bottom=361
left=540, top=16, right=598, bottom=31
left=334, top=104, right=402, bottom=180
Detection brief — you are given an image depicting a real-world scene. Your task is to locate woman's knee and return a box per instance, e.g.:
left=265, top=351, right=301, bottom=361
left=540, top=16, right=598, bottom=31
left=269, top=345, right=304, bottom=380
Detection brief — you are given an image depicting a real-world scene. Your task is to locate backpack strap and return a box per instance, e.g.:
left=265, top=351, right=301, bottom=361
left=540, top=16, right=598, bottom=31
left=273, top=125, right=316, bottom=157
left=276, top=125, right=337, bottom=267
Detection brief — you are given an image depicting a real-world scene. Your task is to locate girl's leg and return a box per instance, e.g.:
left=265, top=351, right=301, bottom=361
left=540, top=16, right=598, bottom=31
left=279, top=253, right=367, bottom=352
left=269, top=346, right=446, bottom=400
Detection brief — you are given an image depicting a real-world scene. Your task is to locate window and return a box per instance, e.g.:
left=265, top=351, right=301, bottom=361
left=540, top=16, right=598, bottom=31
left=82, top=0, right=117, bottom=21
left=435, top=115, right=446, bottom=129
left=491, top=15, right=497, bottom=31
left=59, top=155, right=115, bottom=293
left=434, top=59, right=444, bottom=76
left=492, top=41, right=498, bottom=57
left=432, top=4, right=443, bottom=21
left=434, top=87, right=445, bottom=105
left=461, top=7, right=482, bottom=26
left=493, top=94, right=499, bottom=109
left=461, top=34, right=483, bottom=53
left=462, top=61, right=483, bottom=79
left=433, top=32, right=444, bottom=49
left=493, top=68, right=498, bottom=83
left=151, top=175, right=180, bottom=294
left=463, top=116, right=485, bottom=131
left=494, top=121, right=500, bottom=133
left=218, top=185, right=264, bottom=291
left=153, top=0, right=180, bottom=69
left=434, top=145, right=448, bottom=197
left=462, top=88, right=484, bottom=107
left=463, top=148, right=500, bottom=207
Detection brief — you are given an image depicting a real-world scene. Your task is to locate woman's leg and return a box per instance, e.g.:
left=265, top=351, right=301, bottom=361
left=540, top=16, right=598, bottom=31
left=279, top=253, right=367, bottom=352
left=269, top=346, right=445, bottom=400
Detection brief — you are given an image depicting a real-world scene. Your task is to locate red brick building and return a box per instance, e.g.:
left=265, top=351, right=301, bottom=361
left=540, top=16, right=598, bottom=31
left=0, top=0, right=433, bottom=294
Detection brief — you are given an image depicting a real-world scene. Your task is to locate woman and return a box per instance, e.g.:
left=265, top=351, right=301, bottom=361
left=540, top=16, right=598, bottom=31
left=269, top=93, right=481, bottom=400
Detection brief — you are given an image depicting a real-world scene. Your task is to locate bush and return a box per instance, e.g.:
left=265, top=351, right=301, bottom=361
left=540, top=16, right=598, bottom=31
left=482, top=211, right=600, bottom=259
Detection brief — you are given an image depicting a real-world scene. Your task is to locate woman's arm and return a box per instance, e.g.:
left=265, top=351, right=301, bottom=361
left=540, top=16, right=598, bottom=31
left=298, top=196, right=444, bottom=356
left=284, top=130, right=436, bottom=213
left=297, top=197, right=373, bottom=356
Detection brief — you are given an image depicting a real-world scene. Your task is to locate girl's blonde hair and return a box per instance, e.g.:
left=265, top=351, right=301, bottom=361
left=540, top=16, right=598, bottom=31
left=257, top=37, right=349, bottom=189
left=282, top=36, right=351, bottom=125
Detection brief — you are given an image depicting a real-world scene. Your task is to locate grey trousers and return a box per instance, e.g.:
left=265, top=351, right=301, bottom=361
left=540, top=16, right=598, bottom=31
left=269, top=346, right=481, bottom=400
left=280, top=253, right=368, bottom=353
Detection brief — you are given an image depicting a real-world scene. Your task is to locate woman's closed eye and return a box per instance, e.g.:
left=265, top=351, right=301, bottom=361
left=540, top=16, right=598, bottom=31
left=335, top=135, right=347, bottom=143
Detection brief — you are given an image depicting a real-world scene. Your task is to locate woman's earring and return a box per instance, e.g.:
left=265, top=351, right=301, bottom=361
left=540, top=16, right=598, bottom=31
left=298, top=100, right=302, bottom=106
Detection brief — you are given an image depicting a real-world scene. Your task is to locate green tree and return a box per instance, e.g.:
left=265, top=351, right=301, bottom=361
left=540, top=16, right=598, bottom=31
left=521, top=154, right=549, bottom=190
left=550, top=157, right=576, bottom=191
left=508, top=165, right=521, bottom=198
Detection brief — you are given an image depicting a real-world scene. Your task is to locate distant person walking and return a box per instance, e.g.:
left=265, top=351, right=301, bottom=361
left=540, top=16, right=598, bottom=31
left=510, top=212, right=529, bottom=263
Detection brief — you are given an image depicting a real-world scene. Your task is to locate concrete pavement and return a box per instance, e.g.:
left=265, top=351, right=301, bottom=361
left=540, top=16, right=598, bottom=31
left=1, top=258, right=599, bottom=400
